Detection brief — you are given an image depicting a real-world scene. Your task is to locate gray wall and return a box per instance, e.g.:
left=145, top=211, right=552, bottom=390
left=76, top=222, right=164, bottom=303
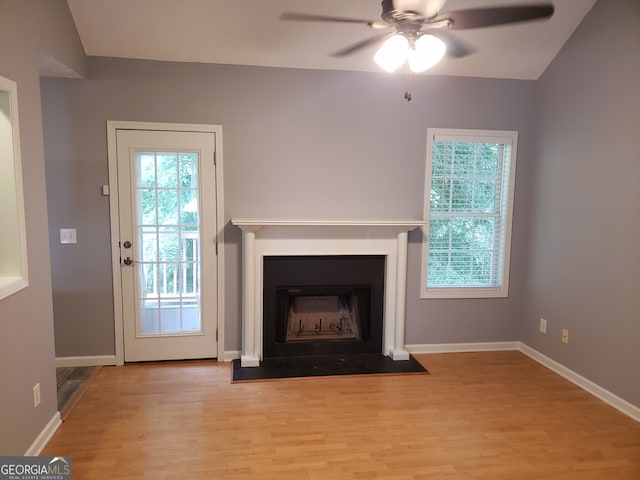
left=522, top=0, right=640, bottom=406
left=41, top=59, right=536, bottom=357
left=0, top=0, right=85, bottom=455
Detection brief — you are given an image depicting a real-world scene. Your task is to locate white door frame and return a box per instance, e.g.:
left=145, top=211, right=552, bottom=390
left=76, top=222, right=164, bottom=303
left=107, top=121, right=225, bottom=365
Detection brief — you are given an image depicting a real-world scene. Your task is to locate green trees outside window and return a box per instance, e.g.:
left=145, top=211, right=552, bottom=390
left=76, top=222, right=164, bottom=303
left=136, top=152, right=200, bottom=302
left=423, top=130, right=517, bottom=298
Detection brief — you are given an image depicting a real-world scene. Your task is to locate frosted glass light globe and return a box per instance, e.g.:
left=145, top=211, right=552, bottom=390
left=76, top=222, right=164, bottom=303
left=408, top=34, right=446, bottom=73
left=374, top=34, right=409, bottom=73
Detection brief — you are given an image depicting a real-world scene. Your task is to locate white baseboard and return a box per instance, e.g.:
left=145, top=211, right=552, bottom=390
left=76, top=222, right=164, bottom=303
left=219, top=350, right=241, bottom=362
left=55, top=355, right=117, bottom=367
left=24, top=412, right=61, bottom=456
left=406, top=341, right=520, bottom=354
left=406, top=341, right=638, bottom=422
left=519, top=343, right=640, bottom=422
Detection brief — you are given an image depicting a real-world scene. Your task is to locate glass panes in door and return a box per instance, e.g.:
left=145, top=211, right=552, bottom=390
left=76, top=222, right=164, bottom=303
left=135, top=151, right=201, bottom=335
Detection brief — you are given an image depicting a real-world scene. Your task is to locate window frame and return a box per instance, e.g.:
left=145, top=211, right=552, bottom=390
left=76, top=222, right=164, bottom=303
left=421, top=128, right=518, bottom=299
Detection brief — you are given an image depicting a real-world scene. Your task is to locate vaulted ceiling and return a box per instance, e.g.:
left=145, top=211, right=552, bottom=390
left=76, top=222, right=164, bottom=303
left=66, top=0, right=596, bottom=80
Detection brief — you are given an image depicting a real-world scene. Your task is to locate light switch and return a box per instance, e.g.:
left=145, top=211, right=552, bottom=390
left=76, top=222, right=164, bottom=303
left=60, top=228, right=77, bottom=244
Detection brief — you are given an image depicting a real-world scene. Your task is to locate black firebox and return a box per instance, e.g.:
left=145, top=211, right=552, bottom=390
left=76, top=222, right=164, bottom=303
left=263, top=255, right=385, bottom=358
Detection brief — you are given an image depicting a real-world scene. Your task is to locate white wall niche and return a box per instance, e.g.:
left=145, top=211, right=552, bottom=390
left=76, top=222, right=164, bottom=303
left=0, top=75, right=29, bottom=300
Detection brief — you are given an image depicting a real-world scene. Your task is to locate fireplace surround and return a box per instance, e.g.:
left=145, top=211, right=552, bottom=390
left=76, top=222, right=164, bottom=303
left=232, top=219, right=424, bottom=367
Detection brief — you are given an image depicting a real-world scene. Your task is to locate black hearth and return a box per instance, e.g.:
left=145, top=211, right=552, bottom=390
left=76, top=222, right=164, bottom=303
left=263, top=255, right=385, bottom=358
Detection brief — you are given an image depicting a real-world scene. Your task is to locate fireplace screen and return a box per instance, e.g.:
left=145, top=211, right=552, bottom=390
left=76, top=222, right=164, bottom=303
left=286, top=294, right=361, bottom=342
left=263, top=255, right=384, bottom=357
left=275, top=285, right=370, bottom=349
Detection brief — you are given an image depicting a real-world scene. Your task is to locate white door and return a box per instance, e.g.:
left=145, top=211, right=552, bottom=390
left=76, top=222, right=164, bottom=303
left=116, top=129, right=218, bottom=362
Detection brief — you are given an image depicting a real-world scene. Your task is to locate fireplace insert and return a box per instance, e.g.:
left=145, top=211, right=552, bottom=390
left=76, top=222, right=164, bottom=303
left=263, top=255, right=385, bottom=358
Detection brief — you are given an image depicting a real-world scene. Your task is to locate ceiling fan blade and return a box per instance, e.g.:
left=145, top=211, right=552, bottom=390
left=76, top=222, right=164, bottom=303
left=426, top=29, right=475, bottom=59
left=434, top=4, right=554, bottom=30
left=280, top=12, right=388, bottom=29
left=331, top=33, right=393, bottom=57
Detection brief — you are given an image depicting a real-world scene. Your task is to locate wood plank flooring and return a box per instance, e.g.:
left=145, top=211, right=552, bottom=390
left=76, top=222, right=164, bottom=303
left=42, top=351, right=640, bottom=479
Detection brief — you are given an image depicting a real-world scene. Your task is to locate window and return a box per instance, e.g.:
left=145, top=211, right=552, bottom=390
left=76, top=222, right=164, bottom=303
left=421, top=129, right=517, bottom=298
left=0, top=75, right=28, bottom=300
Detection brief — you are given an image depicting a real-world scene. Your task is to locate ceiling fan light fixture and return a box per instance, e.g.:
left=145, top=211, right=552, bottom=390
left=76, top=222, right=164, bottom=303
left=282, top=2, right=556, bottom=75
left=408, top=34, right=446, bottom=73
left=374, top=34, right=409, bottom=72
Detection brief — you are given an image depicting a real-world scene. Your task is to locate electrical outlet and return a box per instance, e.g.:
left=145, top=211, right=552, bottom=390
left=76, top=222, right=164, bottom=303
left=33, top=383, right=41, bottom=407
left=562, top=329, right=569, bottom=344
left=539, top=318, right=547, bottom=334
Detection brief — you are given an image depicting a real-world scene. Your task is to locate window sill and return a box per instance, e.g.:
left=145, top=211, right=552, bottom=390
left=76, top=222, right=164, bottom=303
left=421, top=286, right=508, bottom=299
left=0, top=276, right=28, bottom=301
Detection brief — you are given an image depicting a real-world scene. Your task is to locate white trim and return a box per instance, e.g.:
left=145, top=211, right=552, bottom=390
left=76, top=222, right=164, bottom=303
left=106, top=121, right=225, bottom=365
left=106, top=120, right=220, bottom=133
left=106, top=123, right=124, bottom=365
left=240, top=355, right=260, bottom=367
left=421, top=128, right=518, bottom=299
left=390, top=350, right=411, bottom=360
left=407, top=341, right=639, bottom=422
left=434, top=133, right=514, bottom=145
left=519, top=343, right=640, bottom=422
left=0, top=277, right=28, bottom=301
left=220, top=350, right=241, bottom=362
left=421, top=286, right=509, bottom=299
left=231, top=219, right=425, bottom=229
left=0, top=75, right=29, bottom=301
left=406, top=341, right=520, bottom=354
left=390, top=230, right=410, bottom=361
left=55, top=355, right=117, bottom=367
left=24, top=412, right=61, bottom=456
left=214, top=130, right=226, bottom=366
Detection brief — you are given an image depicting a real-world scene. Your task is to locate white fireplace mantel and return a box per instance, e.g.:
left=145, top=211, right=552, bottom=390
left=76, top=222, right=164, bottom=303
left=231, top=219, right=425, bottom=367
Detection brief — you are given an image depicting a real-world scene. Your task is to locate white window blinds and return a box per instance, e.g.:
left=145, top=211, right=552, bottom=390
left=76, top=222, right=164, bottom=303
left=422, top=129, right=517, bottom=298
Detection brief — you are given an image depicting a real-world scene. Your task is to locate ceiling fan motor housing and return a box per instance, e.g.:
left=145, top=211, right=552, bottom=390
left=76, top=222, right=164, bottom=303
left=382, top=0, right=427, bottom=24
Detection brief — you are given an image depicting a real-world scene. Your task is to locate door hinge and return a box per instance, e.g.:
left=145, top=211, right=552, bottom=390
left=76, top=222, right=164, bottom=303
left=216, top=328, right=218, bottom=342
left=213, top=151, right=217, bottom=165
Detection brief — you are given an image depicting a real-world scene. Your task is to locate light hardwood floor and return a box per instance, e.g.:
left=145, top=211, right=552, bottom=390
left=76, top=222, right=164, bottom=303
left=42, top=351, right=640, bottom=479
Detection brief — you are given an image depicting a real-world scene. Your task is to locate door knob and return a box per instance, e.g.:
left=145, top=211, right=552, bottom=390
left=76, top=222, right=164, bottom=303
left=123, top=241, right=132, bottom=249
left=123, top=257, right=134, bottom=266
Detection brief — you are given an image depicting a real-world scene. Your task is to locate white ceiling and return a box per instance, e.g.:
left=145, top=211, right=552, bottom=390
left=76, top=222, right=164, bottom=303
left=66, top=0, right=596, bottom=80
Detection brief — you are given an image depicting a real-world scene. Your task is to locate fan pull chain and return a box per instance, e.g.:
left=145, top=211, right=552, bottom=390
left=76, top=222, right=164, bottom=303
left=404, top=65, right=412, bottom=102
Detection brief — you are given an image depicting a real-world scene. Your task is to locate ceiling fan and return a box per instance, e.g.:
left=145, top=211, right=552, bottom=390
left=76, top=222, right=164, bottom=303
left=280, top=0, right=554, bottom=73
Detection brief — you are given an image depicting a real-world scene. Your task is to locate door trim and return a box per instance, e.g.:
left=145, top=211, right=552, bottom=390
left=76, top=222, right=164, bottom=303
left=107, top=121, right=225, bottom=365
